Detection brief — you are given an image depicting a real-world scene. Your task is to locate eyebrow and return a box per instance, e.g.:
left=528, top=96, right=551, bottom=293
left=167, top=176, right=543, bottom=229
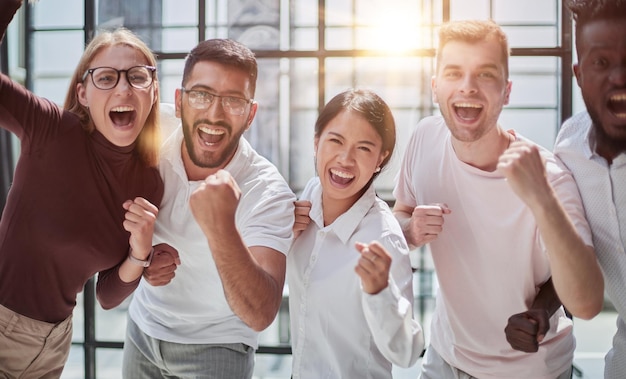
left=442, top=63, right=499, bottom=71
left=327, top=131, right=377, bottom=147
left=188, top=84, right=246, bottom=98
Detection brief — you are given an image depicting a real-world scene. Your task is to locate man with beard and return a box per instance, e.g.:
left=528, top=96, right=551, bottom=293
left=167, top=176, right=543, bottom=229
left=121, top=39, right=296, bottom=378
left=554, top=1, right=626, bottom=377
left=392, top=20, right=604, bottom=378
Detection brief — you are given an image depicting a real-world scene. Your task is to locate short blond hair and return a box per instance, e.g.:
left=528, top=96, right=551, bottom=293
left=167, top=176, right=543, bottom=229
left=437, top=20, right=510, bottom=79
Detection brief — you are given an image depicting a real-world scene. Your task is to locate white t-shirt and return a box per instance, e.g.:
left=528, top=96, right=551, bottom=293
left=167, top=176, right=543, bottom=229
left=393, top=115, right=591, bottom=379
left=554, top=111, right=626, bottom=379
left=129, top=121, right=296, bottom=349
left=288, top=177, right=424, bottom=379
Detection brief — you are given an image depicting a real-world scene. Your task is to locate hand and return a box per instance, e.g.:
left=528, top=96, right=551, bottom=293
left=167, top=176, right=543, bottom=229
left=189, top=170, right=241, bottom=235
left=143, top=243, right=181, bottom=286
left=497, top=141, right=552, bottom=208
left=504, top=309, right=550, bottom=353
left=293, top=200, right=312, bottom=239
left=122, top=197, right=158, bottom=259
left=354, top=241, right=392, bottom=295
left=405, top=204, right=451, bottom=247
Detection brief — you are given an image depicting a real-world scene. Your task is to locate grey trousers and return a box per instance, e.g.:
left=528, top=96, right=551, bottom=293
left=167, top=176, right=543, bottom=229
left=122, top=316, right=254, bottom=379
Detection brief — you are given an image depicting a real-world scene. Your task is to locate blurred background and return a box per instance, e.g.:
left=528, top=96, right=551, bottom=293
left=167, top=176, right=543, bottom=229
left=0, top=0, right=615, bottom=378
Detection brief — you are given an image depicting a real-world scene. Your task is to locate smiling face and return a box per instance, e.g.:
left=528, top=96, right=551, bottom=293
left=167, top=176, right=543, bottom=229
left=77, top=45, right=157, bottom=147
left=574, top=18, right=626, bottom=157
left=176, top=60, right=257, bottom=181
left=432, top=38, right=512, bottom=143
left=315, top=110, right=388, bottom=213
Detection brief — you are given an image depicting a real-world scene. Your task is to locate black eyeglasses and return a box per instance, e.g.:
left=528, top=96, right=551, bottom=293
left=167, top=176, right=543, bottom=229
left=181, top=88, right=253, bottom=116
left=82, top=65, right=156, bottom=90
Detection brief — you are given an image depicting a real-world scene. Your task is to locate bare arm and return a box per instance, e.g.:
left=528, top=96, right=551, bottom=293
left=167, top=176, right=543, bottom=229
left=498, top=141, right=604, bottom=319
left=505, top=278, right=562, bottom=352
left=189, top=170, right=285, bottom=331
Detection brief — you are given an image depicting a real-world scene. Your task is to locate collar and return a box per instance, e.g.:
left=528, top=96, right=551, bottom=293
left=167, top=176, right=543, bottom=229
left=307, top=178, right=378, bottom=245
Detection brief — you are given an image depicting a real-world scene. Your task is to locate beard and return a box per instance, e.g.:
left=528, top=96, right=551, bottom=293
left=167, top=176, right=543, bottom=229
left=181, top=115, right=245, bottom=169
left=586, top=106, right=626, bottom=157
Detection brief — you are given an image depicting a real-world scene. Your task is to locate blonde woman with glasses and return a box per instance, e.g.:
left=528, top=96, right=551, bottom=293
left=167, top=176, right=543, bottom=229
left=0, top=1, right=163, bottom=377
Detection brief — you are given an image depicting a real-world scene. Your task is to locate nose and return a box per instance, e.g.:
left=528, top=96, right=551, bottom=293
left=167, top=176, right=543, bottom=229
left=338, top=146, right=356, bottom=164
left=459, top=74, right=478, bottom=94
left=609, top=63, right=626, bottom=86
left=205, top=97, right=227, bottom=117
left=113, top=72, right=133, bottom=93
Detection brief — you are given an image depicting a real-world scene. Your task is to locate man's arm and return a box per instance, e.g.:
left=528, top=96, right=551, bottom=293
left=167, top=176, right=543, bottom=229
left=498, top=141, right=604, bottom=320
left=505, top=278, right=562, bottom=352
left=393, top=201, right=451, bottom=249
left=209, top=237, right=285, bottom=332
left=189, top=169, right=286, bottom=331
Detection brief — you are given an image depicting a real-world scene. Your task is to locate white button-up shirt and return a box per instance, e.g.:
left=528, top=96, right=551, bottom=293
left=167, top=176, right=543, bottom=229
left=554, top=111, right=626, bottom=379
left=287, top=177, right=424, bottom=379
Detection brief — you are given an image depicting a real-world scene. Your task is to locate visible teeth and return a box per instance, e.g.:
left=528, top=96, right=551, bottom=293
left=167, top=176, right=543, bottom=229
left=610, top=94, right=626, bottom=102
left=615, top=112, right=626, bottom=119
left=330, top=169, right=354, bottom=179
left=454, top=103, right=482, bottom=108
left=111, top=106, right=134, bottom=112
left=199, top=126, right=225, bottom=135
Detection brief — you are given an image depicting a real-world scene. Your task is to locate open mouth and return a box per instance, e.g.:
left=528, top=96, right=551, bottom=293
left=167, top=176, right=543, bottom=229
left=608, top=93, right=626, bottom=119
left=109, top=106, right=136, bottom=127
left=329, top=168, right=355, bottom=186
left=198, top=126, right=226, bottom=145
left=454, top=102, right=483, bottom=121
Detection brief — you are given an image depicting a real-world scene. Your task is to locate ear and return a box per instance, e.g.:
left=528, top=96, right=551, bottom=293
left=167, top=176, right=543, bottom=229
left=503, top=80, right=512, bottom=106
left=431, top=75, right=438, bottom=104
left=377, top=150, right=390, bottom=169
left=573, top=63, right=582, bottom=88
left=77, top=83, right=88, bottom=107
left=245, top=102, right=258, bottom=130
left=175, top=88, right=182, bottom=118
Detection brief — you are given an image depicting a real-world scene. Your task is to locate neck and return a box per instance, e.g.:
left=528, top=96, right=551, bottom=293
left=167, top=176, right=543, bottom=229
left=181, top=143, right=220, bottom=181
left=321, top=191, right=361, bottom=227
left=451, top=127, right=513, bottom=172
left=593, top=127, right=626, bottom=165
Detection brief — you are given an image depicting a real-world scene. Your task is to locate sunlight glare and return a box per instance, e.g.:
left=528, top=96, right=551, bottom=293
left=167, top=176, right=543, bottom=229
left=367, top=12, right=420, bottom=54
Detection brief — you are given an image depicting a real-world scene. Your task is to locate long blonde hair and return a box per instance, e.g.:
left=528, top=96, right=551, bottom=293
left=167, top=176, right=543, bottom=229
left=63, top=28, right=161, bottom=167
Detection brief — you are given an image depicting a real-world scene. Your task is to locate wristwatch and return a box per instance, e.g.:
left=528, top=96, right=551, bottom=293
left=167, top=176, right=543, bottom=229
left=127, top=247, right=154, bottom=268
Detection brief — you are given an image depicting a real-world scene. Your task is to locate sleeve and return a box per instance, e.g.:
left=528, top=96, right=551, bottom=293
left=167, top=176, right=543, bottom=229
left=392, top=122, right=420, bottom=208
left=546, top=155, right=594, bottom=248
left=0, top=0, right=22, bottom=42
left=361, top=232, right=425, bottom=367
left=95, top=265, right=141, bottom=310
left=239, top=176, right=297, bottom=255
left=1, top=1, right=69, bottom=148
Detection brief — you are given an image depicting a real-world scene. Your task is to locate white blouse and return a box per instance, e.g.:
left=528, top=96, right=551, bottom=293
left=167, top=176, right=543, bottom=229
left=287, top=177, right=424, bottom=379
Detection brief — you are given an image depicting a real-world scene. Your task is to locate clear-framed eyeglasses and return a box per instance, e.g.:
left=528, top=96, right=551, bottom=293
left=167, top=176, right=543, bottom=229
left=82, top=65, right=156, bottom=90
left=181, top=88, right=253, bottom=116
